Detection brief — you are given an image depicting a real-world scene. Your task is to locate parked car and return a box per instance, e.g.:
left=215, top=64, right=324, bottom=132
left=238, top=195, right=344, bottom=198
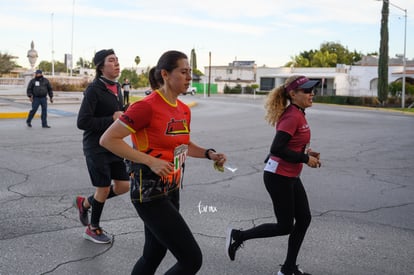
left=183, top=87, right=196, bottom=96
left=144, top=89, right=152, bottom=95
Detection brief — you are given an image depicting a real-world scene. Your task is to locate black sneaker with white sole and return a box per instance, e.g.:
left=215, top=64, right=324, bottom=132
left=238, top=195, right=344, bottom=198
left=225, top=228, right=243, bottom=261
left=277, top=264, right=311, bottom=275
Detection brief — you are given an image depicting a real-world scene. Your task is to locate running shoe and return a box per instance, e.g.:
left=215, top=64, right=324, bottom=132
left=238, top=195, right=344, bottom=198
left=277, top=265, right=311, bottom=275
left=226, top=227, right=243, bottom=261
left=83, top=225, right=112, bottom=244
left=73, top=196, right=89, bottom=226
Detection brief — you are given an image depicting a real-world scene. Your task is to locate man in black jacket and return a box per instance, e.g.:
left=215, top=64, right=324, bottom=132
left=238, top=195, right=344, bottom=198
left=26, top=70, right=53, bottom=128
left=74, top=49, right=130, bottom=244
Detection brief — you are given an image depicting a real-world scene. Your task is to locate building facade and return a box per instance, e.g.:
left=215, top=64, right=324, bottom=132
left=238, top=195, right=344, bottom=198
left=203, top=60, right=256, bottom=92
left=203, top=57, right=414, bottom=96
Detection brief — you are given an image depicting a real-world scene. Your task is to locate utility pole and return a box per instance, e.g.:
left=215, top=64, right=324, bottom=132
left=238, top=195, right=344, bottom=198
left=51, top=13, right=55, bottom=76
left=376, top=0, right=408, bottom=108
left=378, top=0, right=389, bottom=105
left=208, top=51, right=211, bottom=97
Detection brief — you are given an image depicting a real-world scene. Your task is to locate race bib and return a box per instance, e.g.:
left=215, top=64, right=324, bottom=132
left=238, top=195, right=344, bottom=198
left=35, top=81, right=40, bottom=86
left=264, top=158, right=278, bottom=173
left=174, top=144, right=188, bottom=172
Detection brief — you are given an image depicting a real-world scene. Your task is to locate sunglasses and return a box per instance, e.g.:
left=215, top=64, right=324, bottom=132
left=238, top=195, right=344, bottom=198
left=300, top=88, right=317, bottom=95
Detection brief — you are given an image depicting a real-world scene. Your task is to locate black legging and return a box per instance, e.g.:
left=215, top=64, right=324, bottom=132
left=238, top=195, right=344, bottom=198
left=131, top=190, right=202, bottom=275
left=239, top=172, right=311, bottom=268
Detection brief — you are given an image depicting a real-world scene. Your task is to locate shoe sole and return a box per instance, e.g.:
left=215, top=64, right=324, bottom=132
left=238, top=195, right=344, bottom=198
left=83, top=232, right=112, bottom=244
left=277, top=268, right=307, bottom=275
left=225, top=227, right=234, bottom=261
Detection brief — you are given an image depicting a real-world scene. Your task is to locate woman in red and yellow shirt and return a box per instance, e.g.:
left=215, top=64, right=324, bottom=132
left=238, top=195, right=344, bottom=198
left=100, top=50, right=226, bottom=275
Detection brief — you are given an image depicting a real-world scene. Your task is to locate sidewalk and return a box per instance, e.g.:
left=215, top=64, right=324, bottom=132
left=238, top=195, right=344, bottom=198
left=0, top=87, right=198, bottom=119
left=0, top=87, right=83, bottom=119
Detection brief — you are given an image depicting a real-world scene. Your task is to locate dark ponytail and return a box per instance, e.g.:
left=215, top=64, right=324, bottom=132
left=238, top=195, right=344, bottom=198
left=149, top=50, right=188, bottom=90
left=148, top=67, right=160, bottom=90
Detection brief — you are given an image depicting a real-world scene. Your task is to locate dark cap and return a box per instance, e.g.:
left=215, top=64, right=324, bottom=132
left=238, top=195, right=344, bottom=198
left=35, top=69, right=42, bottom=74
left=93, top=49, right=115, bottom=66
left=285, top=76, right=319, bottom=93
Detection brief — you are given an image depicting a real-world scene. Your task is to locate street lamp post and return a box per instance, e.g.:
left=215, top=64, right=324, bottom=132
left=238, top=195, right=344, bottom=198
left=70, top=0, right=75, bottom=77
left=401, top=7, right=407, bottom=108
left=377, top=0, right=407, bottom=108
left=390, top=1, right=407, bottom=108
left=51, top=13, right=55, bottom=76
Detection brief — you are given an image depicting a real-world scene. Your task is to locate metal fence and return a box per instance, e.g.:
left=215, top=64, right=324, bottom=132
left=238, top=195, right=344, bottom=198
left=0, top=78, right=25, bottom=87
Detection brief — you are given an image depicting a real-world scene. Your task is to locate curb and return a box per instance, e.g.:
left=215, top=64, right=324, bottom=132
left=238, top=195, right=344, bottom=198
left=0, top=112, right=39, bottom=119
left=186, top=101, right=197, bottom=108
left=0, top=102, right=198, bottom=119
left=312, top=102, right=414, bottom=116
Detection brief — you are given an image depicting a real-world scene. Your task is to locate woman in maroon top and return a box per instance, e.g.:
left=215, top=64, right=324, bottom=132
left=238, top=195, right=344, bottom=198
left=226, top=75, right=321, bottom=275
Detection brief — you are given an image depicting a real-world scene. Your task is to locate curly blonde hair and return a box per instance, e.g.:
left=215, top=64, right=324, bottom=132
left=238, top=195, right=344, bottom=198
left=264, top=75, right=303, bottom=126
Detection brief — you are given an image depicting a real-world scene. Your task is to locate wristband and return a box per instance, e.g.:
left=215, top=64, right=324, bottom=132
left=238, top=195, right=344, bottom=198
left=204, top=148, right=216, bottom=160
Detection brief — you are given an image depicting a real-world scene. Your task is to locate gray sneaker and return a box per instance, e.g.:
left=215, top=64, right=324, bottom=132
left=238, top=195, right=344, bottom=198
left=83, top=225, right=112, bottom=244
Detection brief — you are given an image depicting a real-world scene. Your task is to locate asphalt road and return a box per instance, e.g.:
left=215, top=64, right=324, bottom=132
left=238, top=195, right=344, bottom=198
left=0, top=95, right=413, bottom=275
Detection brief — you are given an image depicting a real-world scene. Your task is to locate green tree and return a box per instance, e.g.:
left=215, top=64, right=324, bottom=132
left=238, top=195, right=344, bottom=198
left=134, top=56, right=141, bottom=67
left=319, top=42, right=361, bottom=65
left=0, top=52, right=20, bottom=74
left=350, top=50, right=363, bottom=64
left=38, top=60, right=67, bottom=73
left=311, top=51, right=337, bottom=67
left=190, top=49, right=197, bottom=71
left=190, top=48, right=203, bottom=77
left=287, top=42, right=363, bottom=67
left=286, top=55, right=310, bottom=67
left=76, top=57, right=94, bottom=69
left=119, top=66, right=151, bottom=88
left=389, top=81, right=414, bottom=97
left=120, top=68, right=139, bottom=88
left=286, top=50, right=314, bottom=67
left=378, top=0, right=389, bottom=105
left=137, top=67, right=150, bottom=87
left=300, top=50, right=316, bottom=61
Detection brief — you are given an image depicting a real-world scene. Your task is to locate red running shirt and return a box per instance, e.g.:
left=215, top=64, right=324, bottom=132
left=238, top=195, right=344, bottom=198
left=119, top=90, right=191, bottom=187
left=270, top=105, right=310, bottom=177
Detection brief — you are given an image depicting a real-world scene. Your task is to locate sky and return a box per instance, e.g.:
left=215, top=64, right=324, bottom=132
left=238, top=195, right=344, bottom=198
left=1, top=0, right=413, bottom=73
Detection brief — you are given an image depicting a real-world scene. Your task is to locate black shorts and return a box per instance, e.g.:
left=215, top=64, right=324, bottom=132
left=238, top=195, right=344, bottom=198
left=85, top=152, right=129, bottom=187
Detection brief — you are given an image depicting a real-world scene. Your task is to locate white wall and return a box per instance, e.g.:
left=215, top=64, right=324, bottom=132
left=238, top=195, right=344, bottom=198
left=256, top=65, right=412, bottom=96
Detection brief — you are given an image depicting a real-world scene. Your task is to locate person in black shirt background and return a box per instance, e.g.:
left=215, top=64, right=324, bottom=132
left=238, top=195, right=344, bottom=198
left=26, top=69, right=53, bottom=128
left=121, top=78, right=131, bottom=105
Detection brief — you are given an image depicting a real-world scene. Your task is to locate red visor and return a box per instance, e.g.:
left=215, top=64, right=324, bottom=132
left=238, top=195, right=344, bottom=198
left=285, top=76, right=319, bottom=93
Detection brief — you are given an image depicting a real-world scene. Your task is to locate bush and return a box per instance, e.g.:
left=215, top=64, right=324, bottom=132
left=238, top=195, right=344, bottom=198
left=313, top=95, right=414, bottom=107
left=223, top=84, right=231, bottom=94
left=244, top=86, right=254, bottom=94
left=223, top=84, right=242, bottom=94
left=389, top=82, right=414, bottom=96
left=314, top=96, right=374, bottom=106
left=49, top=78, right=89, bottom=92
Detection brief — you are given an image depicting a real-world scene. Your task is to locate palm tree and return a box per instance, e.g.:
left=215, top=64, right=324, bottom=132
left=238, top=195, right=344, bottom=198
left=134, top=56, right=141, bottom=67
